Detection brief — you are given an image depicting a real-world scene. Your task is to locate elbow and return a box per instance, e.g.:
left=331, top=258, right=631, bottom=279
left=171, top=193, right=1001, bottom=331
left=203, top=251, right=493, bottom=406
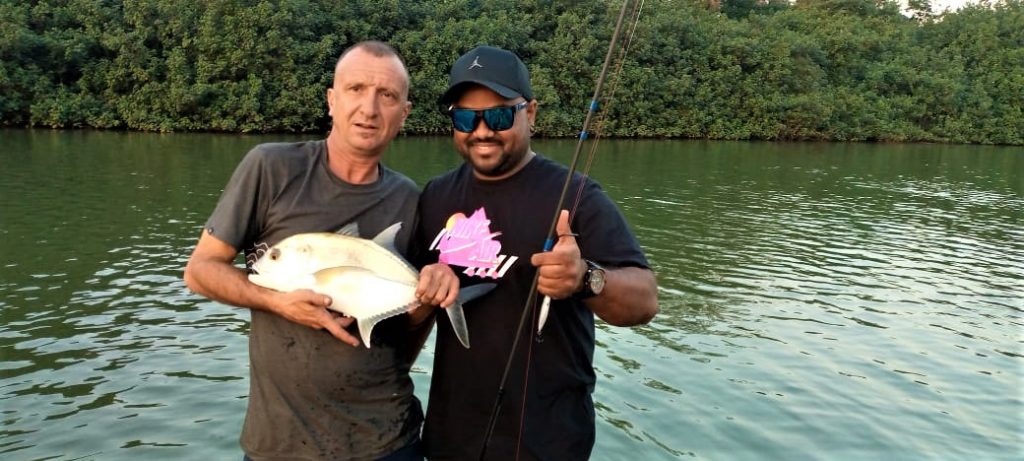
left=629, top=276, right=659, bottom=325
left=182, top=260, right=201, bottom=295
left=183, top=271, right=196, bottom=293
left=630, top=270, right=655, bottom=323
left=634, top=300, right=658, bottom=325
left=630, top=296, right=659, bottom=326
left=596, top=268, right=658, bottom=327
left=603, top=298, right=658, bottom=327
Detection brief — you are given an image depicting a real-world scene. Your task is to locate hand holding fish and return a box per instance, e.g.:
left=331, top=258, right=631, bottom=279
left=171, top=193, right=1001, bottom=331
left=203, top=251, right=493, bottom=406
left=270, top=288, right=359, bottom=347
left=530, top=210, right=585, bottom=300
left=407, top=262, right=460, bottom=335
left=415, top=263, right=460, bottom=308
left=246, top=224, right=493, bottom=348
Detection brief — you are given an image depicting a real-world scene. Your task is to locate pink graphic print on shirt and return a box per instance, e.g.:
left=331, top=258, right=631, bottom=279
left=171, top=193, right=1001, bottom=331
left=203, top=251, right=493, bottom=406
left=435, top=208, right=518, bottom=279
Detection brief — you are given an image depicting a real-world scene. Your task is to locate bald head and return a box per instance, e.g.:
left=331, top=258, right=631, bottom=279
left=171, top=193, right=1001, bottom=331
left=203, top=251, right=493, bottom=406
left=334, top=41, right=410, bottom=99
left=325, top=40, right=412, bottom=161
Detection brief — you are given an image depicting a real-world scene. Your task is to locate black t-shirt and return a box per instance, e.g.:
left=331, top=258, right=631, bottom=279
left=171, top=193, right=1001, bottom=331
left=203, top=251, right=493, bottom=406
left=415, top=154, right=649, bottom=461
left=206, top=140, right=422, bottom=461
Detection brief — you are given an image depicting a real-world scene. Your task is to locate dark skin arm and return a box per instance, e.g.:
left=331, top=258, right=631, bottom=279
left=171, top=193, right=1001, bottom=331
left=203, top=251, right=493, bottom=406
left=403, top=262, right=459, bottom=362
left=530, top=210, right=659, bottom=326
left=183, top=229, right=361, bottom=346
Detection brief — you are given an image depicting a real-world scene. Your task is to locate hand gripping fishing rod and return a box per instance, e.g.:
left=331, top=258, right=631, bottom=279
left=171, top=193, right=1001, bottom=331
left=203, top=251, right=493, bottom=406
left=477, top=1, right=641, bottom=459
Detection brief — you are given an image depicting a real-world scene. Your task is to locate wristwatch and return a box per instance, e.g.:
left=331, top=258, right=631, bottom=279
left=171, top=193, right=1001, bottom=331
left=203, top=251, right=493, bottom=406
left=575, top=259, right=606, bottom=300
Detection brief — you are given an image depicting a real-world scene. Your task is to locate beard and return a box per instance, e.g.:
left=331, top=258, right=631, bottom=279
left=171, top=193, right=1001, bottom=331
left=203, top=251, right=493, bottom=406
left=459, top=137, right=529, bottom=179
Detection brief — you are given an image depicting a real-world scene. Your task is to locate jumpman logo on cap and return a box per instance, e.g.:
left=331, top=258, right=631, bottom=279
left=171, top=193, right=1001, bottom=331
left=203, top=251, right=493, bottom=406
left=468, top=56, right=483, bottom=70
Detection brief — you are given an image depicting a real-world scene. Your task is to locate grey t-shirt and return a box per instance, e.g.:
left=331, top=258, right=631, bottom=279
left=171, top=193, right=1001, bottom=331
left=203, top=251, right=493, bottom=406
left=205, top=140, right=421, bottom=461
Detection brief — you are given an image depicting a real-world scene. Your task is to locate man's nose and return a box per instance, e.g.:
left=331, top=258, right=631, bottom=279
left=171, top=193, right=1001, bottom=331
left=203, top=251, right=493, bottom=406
left=358, top=91, right=380, bottom=117
left=470, top=114, right=494, bottom=136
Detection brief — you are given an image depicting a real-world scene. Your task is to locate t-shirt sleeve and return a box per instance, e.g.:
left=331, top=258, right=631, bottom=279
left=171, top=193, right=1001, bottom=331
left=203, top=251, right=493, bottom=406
left=204, top=147, right=268, bottom=251
left=408, top=181, right=436, bottom=270
left=574, top=179, right=650, bottom=270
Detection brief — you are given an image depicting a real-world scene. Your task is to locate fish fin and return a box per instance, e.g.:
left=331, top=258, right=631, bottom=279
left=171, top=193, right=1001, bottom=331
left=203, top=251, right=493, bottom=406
left=357, top=318, right=378, bottom=348
left=445, top=283, right=497, bottom=349
left=445, top=304, right=470, bottom=349
left=336, top=222, right=360, bottom=237
left=371, top=222, right=403, bottom=256
left=457, top=283, right=497, bottom=303
left=357, top=304, right=416, bottom=348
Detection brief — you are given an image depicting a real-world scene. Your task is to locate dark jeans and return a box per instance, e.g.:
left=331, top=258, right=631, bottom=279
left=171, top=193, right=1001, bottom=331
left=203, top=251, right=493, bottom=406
left=243, top=439, right=423, bottom=461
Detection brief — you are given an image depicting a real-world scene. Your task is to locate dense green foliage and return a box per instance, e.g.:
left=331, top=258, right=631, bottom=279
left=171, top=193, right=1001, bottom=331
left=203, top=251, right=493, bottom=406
left=2, top=0, right=1021, bottom=144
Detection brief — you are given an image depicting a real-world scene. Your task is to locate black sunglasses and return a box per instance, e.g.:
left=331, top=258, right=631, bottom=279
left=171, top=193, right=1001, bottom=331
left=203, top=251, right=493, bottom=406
left=447, top=101, right=529, bottom=133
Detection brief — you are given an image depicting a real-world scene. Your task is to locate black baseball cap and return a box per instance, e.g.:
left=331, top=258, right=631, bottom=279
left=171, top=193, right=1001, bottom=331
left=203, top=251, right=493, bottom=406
left=437, top=45, right=534, bottom=109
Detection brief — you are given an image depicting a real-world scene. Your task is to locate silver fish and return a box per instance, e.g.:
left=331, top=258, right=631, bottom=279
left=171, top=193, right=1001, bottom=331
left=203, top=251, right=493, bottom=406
left=248, top=222, right=490, bottom=348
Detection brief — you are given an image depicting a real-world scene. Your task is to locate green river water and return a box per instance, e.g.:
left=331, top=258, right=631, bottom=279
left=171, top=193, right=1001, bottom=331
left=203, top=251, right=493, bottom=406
left=1, top=129, right=1021, bottom=460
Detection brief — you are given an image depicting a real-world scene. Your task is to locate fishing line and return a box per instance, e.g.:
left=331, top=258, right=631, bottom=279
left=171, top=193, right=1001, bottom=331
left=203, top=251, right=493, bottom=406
left=476, top=1, right=642, bottom=459
left=569, top=0, right=645, bottom=220
left=538, top=0, right=645, bottom=335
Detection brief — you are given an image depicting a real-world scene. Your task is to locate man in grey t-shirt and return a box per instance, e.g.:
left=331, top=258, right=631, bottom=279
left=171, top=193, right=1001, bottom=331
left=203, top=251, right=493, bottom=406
left=183, top=41, right=459, bottom=461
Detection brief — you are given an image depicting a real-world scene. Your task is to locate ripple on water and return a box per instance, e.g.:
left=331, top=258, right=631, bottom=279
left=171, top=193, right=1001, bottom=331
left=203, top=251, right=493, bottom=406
left=611, top=166, right=1023, bottom=459
left=5, top=137, right=1023, bottom=460
left=2, top=236, right=251, bottom=459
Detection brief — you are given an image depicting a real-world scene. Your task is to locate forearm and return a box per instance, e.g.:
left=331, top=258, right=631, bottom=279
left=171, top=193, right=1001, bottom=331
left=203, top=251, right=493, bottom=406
left=404, top=308, right=437, bottom=363
left=408, top=301, right=437, bottom=327
left=184, top=257, right=277, bottom=313
left=587, top=267, right=658, bottom=326
left=402, top=261, right=456, bottom=360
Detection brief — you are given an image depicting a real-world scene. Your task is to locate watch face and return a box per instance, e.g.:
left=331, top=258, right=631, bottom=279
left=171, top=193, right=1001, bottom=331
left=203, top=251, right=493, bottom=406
left=590, top=267, right=606, bottom=294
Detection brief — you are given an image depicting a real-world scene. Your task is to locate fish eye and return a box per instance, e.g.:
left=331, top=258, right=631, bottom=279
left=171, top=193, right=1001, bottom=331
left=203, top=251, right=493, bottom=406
left=269, top=248, right=280, bottom=261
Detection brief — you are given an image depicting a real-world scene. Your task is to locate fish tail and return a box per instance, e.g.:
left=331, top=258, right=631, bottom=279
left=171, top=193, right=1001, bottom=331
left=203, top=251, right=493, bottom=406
left=447, top=283, right=498, bottom=349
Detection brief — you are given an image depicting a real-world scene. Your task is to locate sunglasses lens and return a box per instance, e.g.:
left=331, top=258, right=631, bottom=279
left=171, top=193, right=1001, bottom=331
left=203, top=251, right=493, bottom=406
left=451, top=110, right=478, bottom=133
left=482, top=107, right=515, bottom=131
left=449, top=103, right=522, bottom=132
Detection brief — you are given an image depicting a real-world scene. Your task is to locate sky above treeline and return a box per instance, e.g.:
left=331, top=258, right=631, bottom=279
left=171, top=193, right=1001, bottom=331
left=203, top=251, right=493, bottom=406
left=908, top=0, right=979, bottom=12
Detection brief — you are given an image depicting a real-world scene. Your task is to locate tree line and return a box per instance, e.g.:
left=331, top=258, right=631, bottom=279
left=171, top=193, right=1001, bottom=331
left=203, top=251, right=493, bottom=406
left=1, top=0, right=1021, bottom=144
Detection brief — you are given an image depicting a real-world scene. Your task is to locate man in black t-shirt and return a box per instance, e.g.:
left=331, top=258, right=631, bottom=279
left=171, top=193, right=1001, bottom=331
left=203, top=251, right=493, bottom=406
left=183, top=41, right=459, bottom=461
left=411, top=45, right=659, bottom=460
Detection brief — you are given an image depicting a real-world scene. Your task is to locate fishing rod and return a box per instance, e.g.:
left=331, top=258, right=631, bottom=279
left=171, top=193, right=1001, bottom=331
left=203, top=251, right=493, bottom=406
left=477, top=1, right=641, bottom=459
left=538, top=0, right=645, bottom=333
